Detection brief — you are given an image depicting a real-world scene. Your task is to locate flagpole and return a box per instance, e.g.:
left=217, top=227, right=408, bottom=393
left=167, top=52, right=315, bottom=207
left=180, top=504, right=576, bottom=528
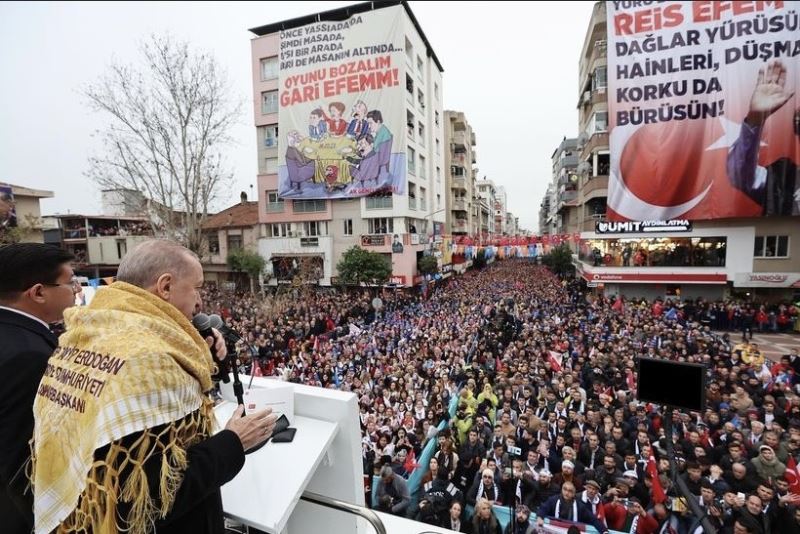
left=663, top=407, right=717, bottom=534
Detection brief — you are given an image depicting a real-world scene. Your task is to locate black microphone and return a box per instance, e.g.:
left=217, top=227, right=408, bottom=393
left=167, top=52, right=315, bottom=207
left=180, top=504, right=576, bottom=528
left=208, top=314, right=241, bottom=342
left=193, top=313, right=228, bottom=383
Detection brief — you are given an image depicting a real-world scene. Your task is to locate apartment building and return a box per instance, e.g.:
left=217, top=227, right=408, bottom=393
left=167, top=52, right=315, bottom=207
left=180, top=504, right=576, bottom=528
left=569, top=1, right=800, bottom=302
left=250, top=1, right=445, bottom=287
left=476, top=179, right=496, bottom=237
left=0, top=182, right=53, bottom=243
left=444, top=110, right=477, bottom=237
left=548, top=137, right=580, bottom=239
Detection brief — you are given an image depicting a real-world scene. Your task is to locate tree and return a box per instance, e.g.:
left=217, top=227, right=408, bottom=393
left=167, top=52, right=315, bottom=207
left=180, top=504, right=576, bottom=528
left=336, top=246, right=391, bottom=287
left=542, top=243, right=575, bottom=276
left=417, top=255, right=439, bottom=276
left=0, top=214, right=43, bottom=245
left=227, top=248, right=266, bottom=294
left=84, top=34, right=240, bottom=254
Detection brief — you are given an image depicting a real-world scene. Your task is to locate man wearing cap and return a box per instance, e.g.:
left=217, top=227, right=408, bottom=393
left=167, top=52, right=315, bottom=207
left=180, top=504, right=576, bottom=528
left=527, top=469, right=558, bottom=509
left=503, top=504, right=535, bottom=534
left=604, top=496, right=658, bottom=534
left=580, top=479, right=607, bottom=526
left=751, top=444, right=787, bottom=481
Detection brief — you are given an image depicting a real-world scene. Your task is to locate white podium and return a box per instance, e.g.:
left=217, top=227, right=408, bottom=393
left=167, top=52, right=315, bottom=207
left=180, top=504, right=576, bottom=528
left=216, top=377, right=364, bottom=534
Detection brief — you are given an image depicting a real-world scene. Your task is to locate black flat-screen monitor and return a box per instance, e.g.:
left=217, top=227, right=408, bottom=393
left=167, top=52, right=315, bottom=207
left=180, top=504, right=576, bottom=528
left=637, top=357, right=706, bottom=412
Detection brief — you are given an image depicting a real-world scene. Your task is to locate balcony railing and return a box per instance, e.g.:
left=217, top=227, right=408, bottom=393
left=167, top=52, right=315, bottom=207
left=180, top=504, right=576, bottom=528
left=452, top=176, right=467, bottom=190
left=452, top=198, right=467, bottom=211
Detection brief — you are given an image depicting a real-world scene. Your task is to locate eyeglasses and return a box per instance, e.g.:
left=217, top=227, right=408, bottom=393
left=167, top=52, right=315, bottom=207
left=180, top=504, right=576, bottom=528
left=43, top=276, right=81, bottom=293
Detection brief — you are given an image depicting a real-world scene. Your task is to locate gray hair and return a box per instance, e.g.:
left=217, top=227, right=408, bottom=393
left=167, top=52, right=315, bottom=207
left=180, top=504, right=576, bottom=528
left=380, top=465, right=394, bottom=478
left=116, top=239, right=198, bottom=288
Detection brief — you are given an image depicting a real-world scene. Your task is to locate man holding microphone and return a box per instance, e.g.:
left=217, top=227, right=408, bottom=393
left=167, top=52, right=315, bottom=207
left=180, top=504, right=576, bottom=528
left=31, top=239, right=278, bottom=534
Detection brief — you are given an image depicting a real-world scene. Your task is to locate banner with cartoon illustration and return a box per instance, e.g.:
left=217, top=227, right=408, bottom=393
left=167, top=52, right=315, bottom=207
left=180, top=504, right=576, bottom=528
left=606, top=1, right=799, bottom=221
left=278, top=5, right=407, bottom=199
left=0, top=184, right=17, bottom=229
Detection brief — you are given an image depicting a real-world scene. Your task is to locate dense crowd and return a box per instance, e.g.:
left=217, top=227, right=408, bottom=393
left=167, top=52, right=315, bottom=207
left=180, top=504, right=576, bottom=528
left=205, top=260, right=800, bottom=534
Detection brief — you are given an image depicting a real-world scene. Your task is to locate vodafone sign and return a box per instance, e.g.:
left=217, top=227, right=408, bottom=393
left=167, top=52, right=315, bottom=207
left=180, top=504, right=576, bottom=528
left=583, top=272, right=727, bottom=284
left=734, top=273, right=800, bottom=288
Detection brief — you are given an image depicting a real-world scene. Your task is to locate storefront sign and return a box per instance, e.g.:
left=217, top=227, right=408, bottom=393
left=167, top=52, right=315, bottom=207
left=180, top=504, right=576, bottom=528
left=388, top=275, right=406, bottom=286
left=441, top=263, right=453, bottom=274
left=582, top=271, right=727, bottom=284
left=361, top=235, right=386, bottom=247
left=595, top=220, right=692, bottom=234
left=734, top=273, right=800, bottom=288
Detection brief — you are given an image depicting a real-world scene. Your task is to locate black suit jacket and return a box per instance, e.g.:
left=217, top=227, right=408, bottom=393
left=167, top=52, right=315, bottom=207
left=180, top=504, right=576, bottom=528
left=0, top=308, right=57, bottom=533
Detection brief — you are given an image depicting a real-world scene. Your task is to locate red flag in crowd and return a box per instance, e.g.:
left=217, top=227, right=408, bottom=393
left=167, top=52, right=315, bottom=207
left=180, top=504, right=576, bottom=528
left=647, top=451, right=667, bottom=504
left=548, top=350, right=563, bottom=372
left=786, top=456, right=800, bottom=495
left=252, top=362, right=263, bottom=377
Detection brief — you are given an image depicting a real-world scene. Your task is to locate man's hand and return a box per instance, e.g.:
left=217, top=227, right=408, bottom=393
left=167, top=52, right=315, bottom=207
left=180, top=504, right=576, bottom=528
left=746, top=60, right=794, bottom=126
left=206, top=327, right=227, bottom=361
left=225, top=405, right=278, bottom=451
left=537, top=517, right=544, bottom=527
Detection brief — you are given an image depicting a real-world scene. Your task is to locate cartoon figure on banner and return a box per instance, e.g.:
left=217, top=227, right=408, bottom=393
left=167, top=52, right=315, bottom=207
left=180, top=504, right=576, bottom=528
left=727, top=60, right=800, bottom=216
left=282, top=103, right=394, bottom=196
left=0, top=185, right=16, bottom=229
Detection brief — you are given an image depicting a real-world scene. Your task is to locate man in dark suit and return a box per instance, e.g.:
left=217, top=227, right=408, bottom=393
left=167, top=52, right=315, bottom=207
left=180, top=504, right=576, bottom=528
left=0, top=243, right=75, bottom=533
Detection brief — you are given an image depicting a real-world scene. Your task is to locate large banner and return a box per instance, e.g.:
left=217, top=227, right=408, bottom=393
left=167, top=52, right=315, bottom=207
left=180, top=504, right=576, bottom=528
left=606, top=1, right=799, bottom=221
left=277, top=5, right=406, bottom=199
left=0, top=184, right=17, bottom=229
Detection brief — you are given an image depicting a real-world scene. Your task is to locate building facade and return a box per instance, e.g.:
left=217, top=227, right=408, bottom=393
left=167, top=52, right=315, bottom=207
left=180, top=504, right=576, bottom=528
left=0, top=182, right=53, bottom=243
left=250, top=1, right=445, bottom=287
left=569, top=1, right=799, bottom=303
left=201, top=194, right=261, bottom=286
left=476, top=178, right=496, bottom=238
left=549, top=137, right=580, bottom=239
left=444, top=110, right=477, bottom=237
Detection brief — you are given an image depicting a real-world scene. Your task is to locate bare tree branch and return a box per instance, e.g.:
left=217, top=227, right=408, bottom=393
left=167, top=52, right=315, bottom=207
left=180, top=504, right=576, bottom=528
left=84, top=34, right=241, bottom=253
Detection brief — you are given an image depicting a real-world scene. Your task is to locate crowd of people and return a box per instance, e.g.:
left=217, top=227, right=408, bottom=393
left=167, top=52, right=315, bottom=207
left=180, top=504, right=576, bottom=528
left=205, top=260, right=800, bottom=534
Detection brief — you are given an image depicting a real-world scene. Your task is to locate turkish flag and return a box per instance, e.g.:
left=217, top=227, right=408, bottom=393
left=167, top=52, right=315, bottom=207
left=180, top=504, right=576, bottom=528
left=786, top=455, right=800, bottom=495
left=647, top=452, right=667, bottom=504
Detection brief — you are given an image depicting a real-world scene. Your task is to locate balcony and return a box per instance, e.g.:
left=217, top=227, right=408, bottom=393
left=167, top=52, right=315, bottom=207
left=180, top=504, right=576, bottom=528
left=580, top=131, right=609, bottom=160
left=452, top=198, right=467, bottom=211
left=559, top=190, right=578, bottom=204
left=452, top=176, right=467, bottom=190
left=453, top=219, right=468, bottom=232
left=580, top=175, right=609, bottom=200
left=451, top=131, right=467, bottom=150
left=470, top=132, right=476, bottom=146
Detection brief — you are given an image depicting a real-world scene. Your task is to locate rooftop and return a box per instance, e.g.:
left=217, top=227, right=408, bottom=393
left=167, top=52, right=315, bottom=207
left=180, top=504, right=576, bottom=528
left=203, top=201, right=259, bottom=230
left=2, top=182, right=54, bottom=199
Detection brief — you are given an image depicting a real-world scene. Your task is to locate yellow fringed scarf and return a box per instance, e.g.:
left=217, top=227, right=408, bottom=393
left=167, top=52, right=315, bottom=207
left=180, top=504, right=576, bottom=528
left=31, top=282, right=217, bottom=534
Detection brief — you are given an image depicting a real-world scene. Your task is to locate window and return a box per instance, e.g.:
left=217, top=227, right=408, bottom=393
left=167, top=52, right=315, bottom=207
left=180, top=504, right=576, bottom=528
left=417, top=56, right=423, bottom=75
left=292, top=199, right=326, bottom=213
left=435, top=111, right=440, bottom=127
left=270, top=223, right=290, bottom=238
left=408, top=147, right=416, bottom=174
left=405, top=37, right=414, bottom=63
left=437, top=194, right=441, bottom=209
left=303, top=221, right=325, bottom=237
left=406, top=73, right=414, bottom=95
left=116, top=239, right=127, bottom=259
left=436, top=166, right=441, bottom=183
left=418, top=122, right=425, bottom=146
left=590, top=111, right=608, bottom=134
left=208, top=233, right=220, bottom=253
left=592, top=66, right=607, bottom=91
left=260, top=57, right=278, bottom=81
left=366, top=195, right=393, bottom=209
left=434, top=83, right=439, bottom=101
left=265, top=157, right=279, bottom=174
left=227, top=235, right=243, bottom=251
left=266, top=191, right=284, bottom=212
left=343, top=219, right=353, bottom=236
left=261, top=91, right=278, bottom=114
left=408, top=182, right=417, bottom=210
left=436, top=139, right=440, bottom=155
left=263, top=125, right=278, bottom=148
left=754, top=235, right=789, bottom=258
left=417, top=89, right=425, bottom=110
left=368, top=218, right=393, bottom=234
left=419, top=187, right=426, bottom=212
left=419, top=155, right=426, bottom=179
